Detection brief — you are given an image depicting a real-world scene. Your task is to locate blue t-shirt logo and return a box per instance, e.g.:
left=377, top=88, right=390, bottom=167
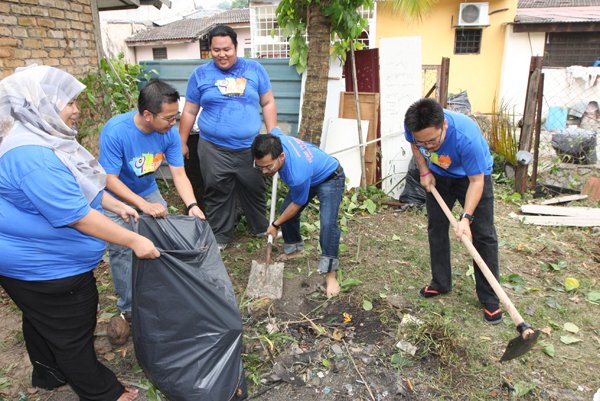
left=129, top=152, right=164, bottom=177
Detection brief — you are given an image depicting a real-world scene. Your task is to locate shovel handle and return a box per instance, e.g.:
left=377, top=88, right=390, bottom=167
left=430, top=187, right=530, bottom=332
left=265, top=173, right=278, bottom=266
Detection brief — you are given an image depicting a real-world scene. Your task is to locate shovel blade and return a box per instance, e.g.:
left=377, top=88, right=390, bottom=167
left=500, top=330, right=541, bottom=362
left=246, top=260, right=284, bottom=300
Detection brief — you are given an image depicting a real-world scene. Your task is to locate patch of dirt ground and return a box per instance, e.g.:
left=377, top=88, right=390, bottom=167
left=1, top=189, right=599, bottom=401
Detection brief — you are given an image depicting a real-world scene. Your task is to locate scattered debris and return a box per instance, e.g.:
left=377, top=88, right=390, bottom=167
left=540, top=194, right=588, bottom=205
left=395, top=340, right=418, bottom=356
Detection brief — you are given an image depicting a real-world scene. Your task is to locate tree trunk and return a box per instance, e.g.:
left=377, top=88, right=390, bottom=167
left=298, top=2, right=330, bottom=145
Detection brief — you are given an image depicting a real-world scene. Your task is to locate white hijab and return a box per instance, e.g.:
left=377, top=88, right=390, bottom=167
left=0, top=65, right=106, bottom=202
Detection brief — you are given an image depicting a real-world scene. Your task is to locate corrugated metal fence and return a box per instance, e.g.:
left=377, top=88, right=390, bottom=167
left=140, top=58, right=302, bottom=135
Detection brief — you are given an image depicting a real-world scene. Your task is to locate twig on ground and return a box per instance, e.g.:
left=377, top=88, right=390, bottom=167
left=248, top=382, right=283, bottom=400
left=299, top=312, right=335, bottom=340
left=342, top=339, right=376, bottom=401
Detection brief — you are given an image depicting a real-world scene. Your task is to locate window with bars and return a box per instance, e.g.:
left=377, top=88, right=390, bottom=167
left=543, top=32, right=600, bottom=67
left=250, top=4, right=376, bottom=58
left=251, top=5, right=290, bottom=58
left=454, top=29, right=482, bottom=54
left=152, top=47, right=167, bottom=60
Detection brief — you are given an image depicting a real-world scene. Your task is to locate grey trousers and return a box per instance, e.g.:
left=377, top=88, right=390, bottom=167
left=198, top=137, right=268, bottom=244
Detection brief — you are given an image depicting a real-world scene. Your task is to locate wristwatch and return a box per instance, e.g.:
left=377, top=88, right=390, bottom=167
left=271, top=221, right=281, bottom=229
left=461, top=213, right=474, bottom=224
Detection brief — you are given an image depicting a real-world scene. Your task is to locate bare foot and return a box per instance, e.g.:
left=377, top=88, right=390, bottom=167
left=325, top=272, right=340, bottom=298
left=275, top=251, right=304, bottom=262
left=117, top=387, right=139, bottom=401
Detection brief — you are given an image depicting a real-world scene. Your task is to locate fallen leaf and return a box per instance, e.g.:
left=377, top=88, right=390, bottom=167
left=539, top=342, right=555, bottom=357
left=541, top=326, right=553, bottom=336
left=565, top=277, right=580, bottom=292
left=362, top=299, right=373, bottom=311
left=563, top=322, right=579, bottom=333
left=103, top=352, right=115, bottom=361
left=560, top=335, right=582, bottom=345
left=586, top=291, right=600, bottom=303
left=331, top=327, right=344, bottom=341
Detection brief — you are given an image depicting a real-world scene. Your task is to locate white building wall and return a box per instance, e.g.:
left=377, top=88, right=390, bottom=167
left=101, top=22, right=147, bottom=63
left=236, top=27, right=251, bottom=57
left=134, top=42, right=201, bottom=63
left=498, top=25, right=545, bottom=116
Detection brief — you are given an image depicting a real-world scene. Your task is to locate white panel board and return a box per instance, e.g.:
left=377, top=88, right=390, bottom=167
left=321, top=118, right=369, bottom=189
left=379, top=37, right=422, bottom=199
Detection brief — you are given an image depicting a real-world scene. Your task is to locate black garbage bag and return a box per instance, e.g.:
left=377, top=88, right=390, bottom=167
left=132, top=215, right=247, bottom=401
left=398, top=157, right=426, bottom=208
left=551, top=127, right=597, bottom=164
left=447, top=91, right=472, bottom=115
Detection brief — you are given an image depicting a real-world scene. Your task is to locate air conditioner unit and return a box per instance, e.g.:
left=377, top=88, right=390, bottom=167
left=458, top=2, right=489, bottom=26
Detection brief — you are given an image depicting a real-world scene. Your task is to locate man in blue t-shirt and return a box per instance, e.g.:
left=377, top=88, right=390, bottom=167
left=99, top=79, right=205, bottom=319
left=179, top=24, right=278, bottom=250
left=404, top=98, right=502, bottom=325
left=251, top=129, right=345, bottom=298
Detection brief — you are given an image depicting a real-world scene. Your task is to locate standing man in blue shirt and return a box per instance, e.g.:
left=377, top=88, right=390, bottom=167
left=99, top=79, right=205, bottom=320
left=251, top=129, right=345, bottom=298
left=179, top=25, right=278, bottom=250
left=404, top=98, right=502, bottom=324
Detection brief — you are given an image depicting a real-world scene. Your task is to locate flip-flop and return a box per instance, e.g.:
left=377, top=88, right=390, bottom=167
left=275, top=251, right=305, bottom=262
left=419, top=285, right=444, bottom=298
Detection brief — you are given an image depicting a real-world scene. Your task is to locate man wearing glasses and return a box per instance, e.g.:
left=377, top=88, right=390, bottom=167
left=99, top=79, right=205, bottom=322
left=404, top=98, right=502, bottom=325
left=251, top=128, right=345, bottom=298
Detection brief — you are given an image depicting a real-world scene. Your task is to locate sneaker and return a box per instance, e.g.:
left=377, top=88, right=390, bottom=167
left=217, top=243, right=228, bottom=252
left=120, top=311, right=132, bottom=323
left=418, top=285, right=445, bottom=298
left=483, top=304, right=503, bottom=325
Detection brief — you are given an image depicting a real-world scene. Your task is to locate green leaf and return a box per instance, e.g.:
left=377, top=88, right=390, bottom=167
left=340, top=278, right=362, bottom=292
left=365, top=199, right=377, bottom=214
left=544, top=298, right=561, bottom=309
left=564, top=277, right=580, bottom=292
left=513, top=382, right=536, bottom=397
left=322, top=358, right=330, bottom=368
left=392, top=234, right=401, bottom=241
left=338, top=243, right=348, bottom=253
left=586, top=290, right=600, bottom=303
left=539, top=342, right=555, bottom=357
left=362, top=299, right=373, bottom=311
left=563, top=322, right=579, bottom=333
left=560, top=335, right=582, bottom=345
left=506, top=273, right=526, bottom=285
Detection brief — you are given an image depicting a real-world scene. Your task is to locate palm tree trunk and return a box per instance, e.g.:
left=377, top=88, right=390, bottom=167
left=298, top=2, right=330, bottom=144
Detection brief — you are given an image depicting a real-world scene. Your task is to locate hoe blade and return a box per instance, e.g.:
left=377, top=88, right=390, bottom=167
left=500, top=330, right=540, bottom=362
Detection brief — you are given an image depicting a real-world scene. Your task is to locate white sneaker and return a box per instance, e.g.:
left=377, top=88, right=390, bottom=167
left=217, top=243, right=228, bottom=252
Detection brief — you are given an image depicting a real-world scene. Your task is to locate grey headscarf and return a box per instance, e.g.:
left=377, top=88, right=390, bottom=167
left=0, top=65, right=106, bottom=202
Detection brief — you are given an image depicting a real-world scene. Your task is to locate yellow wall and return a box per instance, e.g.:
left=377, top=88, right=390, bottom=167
left=376, top=0, right=517, bottom=113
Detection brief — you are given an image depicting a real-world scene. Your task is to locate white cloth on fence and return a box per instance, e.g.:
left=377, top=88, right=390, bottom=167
left=566, top=66, right=600, bottom=89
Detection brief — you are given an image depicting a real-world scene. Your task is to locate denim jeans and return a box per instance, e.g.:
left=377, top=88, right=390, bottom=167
left=425, top=174, right=500, bottom=306
left=104, top=189, right=167, bottom=313
left=280, top=171, right=345, bottom=274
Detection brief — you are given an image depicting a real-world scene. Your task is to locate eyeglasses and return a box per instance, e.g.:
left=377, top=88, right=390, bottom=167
left=253, top=157, right=279, bottom=172
left=414, top=127, right=444, bottom=146
left=153, top=111, right=180, bottom=123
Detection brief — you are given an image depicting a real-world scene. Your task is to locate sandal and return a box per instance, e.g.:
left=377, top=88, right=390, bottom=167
left=419, top=285, right=444, bottom=298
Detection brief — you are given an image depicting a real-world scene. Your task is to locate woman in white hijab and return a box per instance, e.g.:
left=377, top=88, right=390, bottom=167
left=0, top=65, right=158, bottom=401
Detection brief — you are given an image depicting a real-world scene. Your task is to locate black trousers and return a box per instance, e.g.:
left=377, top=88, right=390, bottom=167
left=0, top=272, right=124, bottom=401
left=184, top=134, right=205, bottom=210
left=197, top=137, right=268, bottom=243
left=425, top=174, right=500, bottom=306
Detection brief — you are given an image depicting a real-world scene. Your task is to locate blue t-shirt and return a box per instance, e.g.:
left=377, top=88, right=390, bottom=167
left=99, top=110, right=184, bottom=198
left=404, top=110, right=493, bottom=178
left=0, top=146, right=105, bottom=281
left=274, top=129, right=338, bottom=205
left=185, top=58, right=272, bottom=149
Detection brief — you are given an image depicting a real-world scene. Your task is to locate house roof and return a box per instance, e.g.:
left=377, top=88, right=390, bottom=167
left=516, top=6, right=600, bottom=24
left=125, top=8, right=249, bottom=44
left=518, top=0, right=600, bottom=8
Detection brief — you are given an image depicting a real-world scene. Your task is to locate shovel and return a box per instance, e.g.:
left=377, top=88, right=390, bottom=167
left=246, top=173, right=284, bottom=299
left=430, top=186, right=540, bottom=361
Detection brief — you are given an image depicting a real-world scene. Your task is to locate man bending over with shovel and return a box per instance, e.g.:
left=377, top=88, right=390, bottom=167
left=404, top=98, right=502, bottom=324
left=252, top=129, right=345, bottom=298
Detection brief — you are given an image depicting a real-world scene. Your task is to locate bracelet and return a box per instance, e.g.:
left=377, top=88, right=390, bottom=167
left=420, top=171, right=432, bottom=177
left=186, top=202, right=198, bottom=213
left=271, top=221, right=280, bottom=229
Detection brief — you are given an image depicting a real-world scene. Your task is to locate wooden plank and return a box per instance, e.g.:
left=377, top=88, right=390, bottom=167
left=540, top=194, right=588, bottom=205
left=339, top=92, right=380, bottom=186
left=518, top=215, right=600, bottom=227
left=520, top=204, right=600, bottom=218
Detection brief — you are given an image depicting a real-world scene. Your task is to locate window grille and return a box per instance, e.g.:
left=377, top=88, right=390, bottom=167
left=152, top=47, right=167, bottom=60
left=543, top=32, right=600, bottom=67
left=454, top=29, right=482, bottom=54
left=250, top=5, right=289, bottom=58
